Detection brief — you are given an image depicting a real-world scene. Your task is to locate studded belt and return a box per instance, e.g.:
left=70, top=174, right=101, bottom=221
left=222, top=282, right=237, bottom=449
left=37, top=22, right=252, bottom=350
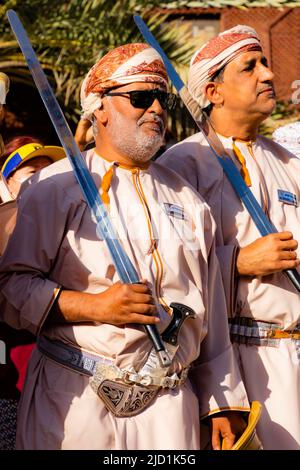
left=229, top=317, right=300, bottom=347
left=37, top=335, right=189, bottom=417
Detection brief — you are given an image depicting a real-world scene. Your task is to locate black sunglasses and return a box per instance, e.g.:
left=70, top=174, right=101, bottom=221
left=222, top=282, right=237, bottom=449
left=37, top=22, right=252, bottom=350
left=104, top=89, right=177, bottom=111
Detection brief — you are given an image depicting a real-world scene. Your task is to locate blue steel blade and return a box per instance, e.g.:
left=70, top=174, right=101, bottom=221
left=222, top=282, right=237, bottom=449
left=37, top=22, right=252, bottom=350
left=7, top=9, right=138, bottom=284
left=217, top=156, right=276, bottom=236
left=134, top=15, right=184, bottom=92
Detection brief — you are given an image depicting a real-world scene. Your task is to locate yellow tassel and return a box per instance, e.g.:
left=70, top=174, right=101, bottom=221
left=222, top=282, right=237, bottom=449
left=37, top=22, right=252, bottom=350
left=232, top=140, right=252, bottom=187
left=100, top=164, right=117, bottom=206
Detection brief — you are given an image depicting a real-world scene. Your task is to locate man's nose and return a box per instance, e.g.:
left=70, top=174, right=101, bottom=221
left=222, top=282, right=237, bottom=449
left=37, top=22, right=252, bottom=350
left=148, top=97, right=164, bottom=114
left=260, top=64, right=274, bottom=82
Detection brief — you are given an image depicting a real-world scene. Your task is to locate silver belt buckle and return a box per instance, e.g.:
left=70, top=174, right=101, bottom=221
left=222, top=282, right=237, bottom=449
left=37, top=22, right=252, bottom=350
left=90, top=363, right=159, bottom=417
left=96, top=379, right=159, bottom=417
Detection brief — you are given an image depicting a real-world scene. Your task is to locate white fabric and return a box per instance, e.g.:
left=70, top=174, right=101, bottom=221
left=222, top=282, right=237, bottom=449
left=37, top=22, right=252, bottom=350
left=0, top=150, right=249, bottom=449
left=160, top=132, right=300, bottom=449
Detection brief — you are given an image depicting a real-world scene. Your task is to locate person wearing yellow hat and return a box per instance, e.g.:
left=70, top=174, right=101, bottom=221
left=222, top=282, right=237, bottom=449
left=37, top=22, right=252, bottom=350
left=0, top=136, right=64, bottom=450
left=0, top=139, right=65, bottom=202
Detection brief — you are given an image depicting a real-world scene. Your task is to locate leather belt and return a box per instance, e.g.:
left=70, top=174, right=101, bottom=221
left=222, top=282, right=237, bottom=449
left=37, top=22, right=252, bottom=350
left=37, top=335, right=189, bottom=417
left=37, top=335, right=113, bottom=376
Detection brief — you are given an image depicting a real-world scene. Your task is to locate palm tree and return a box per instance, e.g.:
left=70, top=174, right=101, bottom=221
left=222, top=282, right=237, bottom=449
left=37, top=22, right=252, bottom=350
left=0, top=0, right=197, bottom=139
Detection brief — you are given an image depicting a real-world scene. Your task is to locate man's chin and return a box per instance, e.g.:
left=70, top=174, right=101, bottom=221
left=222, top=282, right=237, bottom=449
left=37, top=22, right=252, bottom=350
left=258, top=100, right=276, bottom=120
left=264, top=95, right=276, bottom=110
left=129, top=142, right=162, bottom=163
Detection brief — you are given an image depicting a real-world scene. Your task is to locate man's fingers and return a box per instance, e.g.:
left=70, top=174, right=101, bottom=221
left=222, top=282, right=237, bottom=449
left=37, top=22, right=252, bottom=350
left=128, top=312, right=160, bottom=324
left=221, top=435, right=235, bottom=450
left=278, top=259, right=300, bottom=270
left=277, top=231, right=293, bottom=240
left=131, top=304, right=158, bottom=316
left=130, top=292, right=155, bottom=305
left=211, top=428, right=221, bottom=450
left=279, top=250, right=298, bottom=260
left=131, top=283, right=152, bottom=294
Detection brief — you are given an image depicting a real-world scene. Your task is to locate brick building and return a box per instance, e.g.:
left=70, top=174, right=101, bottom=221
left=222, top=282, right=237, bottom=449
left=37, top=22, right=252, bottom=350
left=159, top=2, right=300, bottom=104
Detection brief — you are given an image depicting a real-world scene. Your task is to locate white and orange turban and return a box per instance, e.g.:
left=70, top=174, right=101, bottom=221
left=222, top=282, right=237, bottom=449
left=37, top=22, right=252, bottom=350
left=81, top=43, right=168, bottom=120
left=188, top=25, right=262, bottom=109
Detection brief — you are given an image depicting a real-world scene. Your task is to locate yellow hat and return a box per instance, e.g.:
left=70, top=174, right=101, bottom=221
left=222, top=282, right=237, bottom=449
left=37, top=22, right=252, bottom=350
left=1, top=142, right=65, bottom=180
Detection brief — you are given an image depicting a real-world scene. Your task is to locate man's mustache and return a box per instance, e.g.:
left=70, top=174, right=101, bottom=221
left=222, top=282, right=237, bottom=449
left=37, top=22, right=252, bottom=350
left=257, top=83, right=275, bottom=96
left=138, top=115, right=165, bottom=133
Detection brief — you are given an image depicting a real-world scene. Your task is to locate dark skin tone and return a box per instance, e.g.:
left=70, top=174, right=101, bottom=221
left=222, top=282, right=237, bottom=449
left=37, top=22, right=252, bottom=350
left=205, top=51, right=300, bottom=277
left=51, top=280, right=159, bottom=326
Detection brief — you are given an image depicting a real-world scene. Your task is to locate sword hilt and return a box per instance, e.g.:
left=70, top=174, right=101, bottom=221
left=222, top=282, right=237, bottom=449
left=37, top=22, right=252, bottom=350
left=162, top=302, right=196, bottom=346
left=134, top=282, right=171, bottom=367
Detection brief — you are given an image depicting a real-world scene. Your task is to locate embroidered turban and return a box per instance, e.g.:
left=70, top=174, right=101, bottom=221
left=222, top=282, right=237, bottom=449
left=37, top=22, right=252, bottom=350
left=81, top=43, right=168, bottom=120
left=188, top=25, right=262, bottom=109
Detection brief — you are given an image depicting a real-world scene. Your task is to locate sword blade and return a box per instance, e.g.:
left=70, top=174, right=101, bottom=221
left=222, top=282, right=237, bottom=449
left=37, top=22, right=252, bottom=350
left=134, top=15, right=201, bottom=123
left=7, top=9, right=136, bottom=283
left=7, top=9, right=171, bottom=365
left=133, top=15, right=184, bottom=92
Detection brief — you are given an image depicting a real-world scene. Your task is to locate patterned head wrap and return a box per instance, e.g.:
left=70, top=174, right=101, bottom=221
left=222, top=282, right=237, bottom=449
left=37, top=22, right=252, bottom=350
left=81, top=43, right=168, bottom=120
left=188, top=25, right=262, bottom=109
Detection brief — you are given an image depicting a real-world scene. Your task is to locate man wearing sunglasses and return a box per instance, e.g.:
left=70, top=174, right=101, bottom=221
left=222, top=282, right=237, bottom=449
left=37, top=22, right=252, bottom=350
left=0, top=43, right=248, bottom=450
left=75, top=88, right=176, bottom=152
left=104, top=88, right=177, bottom=111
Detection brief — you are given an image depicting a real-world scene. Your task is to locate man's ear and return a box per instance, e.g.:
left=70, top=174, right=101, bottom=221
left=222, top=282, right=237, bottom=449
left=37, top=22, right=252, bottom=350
left=94, top=105, right=108, bottom=126
left=204, top=81, right=224, bottom=107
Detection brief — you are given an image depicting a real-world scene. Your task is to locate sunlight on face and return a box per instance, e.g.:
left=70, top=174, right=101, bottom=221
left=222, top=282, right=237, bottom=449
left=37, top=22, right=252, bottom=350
left=104, top=82, right=167, bottom=163
left=219, top=51, right=276, bottom=118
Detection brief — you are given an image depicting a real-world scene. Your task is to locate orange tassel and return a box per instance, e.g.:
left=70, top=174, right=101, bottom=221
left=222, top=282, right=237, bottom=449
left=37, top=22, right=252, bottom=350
left=232, top=140, right=252, bottom=187
left=100, top=164, right=117, bottom=206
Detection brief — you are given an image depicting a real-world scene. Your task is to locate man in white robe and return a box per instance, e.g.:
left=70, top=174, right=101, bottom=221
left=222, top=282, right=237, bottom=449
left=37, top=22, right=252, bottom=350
left=160, top=25, right=300, bottom=449
left=0, top=43, right=248, bottom=450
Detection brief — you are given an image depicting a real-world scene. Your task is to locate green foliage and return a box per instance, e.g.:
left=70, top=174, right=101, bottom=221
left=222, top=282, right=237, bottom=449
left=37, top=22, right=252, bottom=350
left=0, top=0, right=197, bottom=124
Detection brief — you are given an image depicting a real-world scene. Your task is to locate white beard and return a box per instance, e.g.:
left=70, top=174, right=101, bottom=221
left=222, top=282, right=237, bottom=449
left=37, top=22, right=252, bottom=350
left=107, top=106, right=165, bottom=163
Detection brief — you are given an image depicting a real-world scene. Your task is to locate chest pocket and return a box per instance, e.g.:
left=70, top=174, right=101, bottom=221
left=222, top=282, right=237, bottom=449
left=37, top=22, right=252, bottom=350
left=163, top=202, right=186, bottom=220
left=162, top=202, right=200, bottom=251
